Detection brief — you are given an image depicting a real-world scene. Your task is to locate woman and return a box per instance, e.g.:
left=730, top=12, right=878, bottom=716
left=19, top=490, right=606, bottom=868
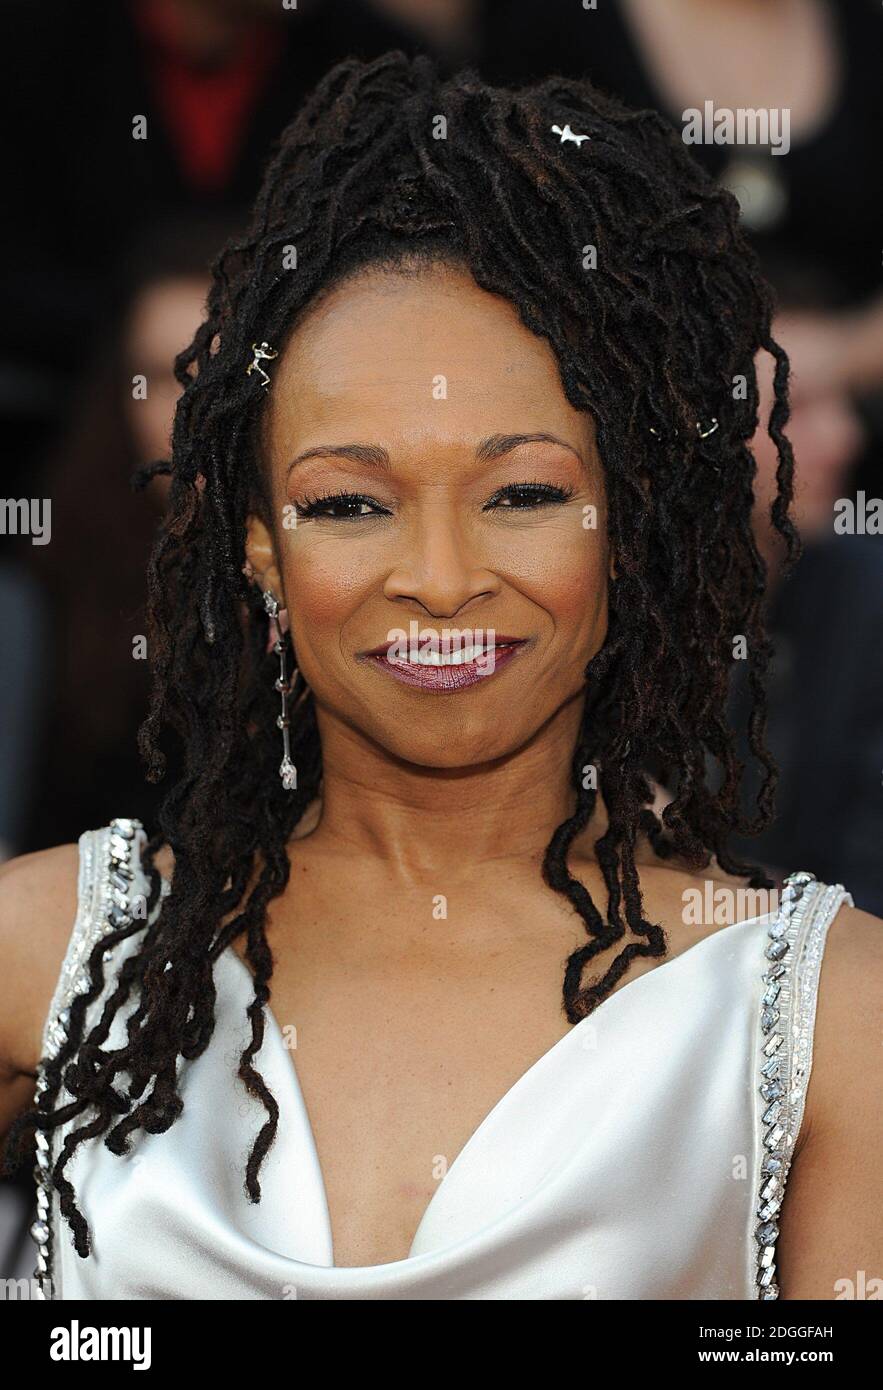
left=1, top=55, right=880, bottom=1301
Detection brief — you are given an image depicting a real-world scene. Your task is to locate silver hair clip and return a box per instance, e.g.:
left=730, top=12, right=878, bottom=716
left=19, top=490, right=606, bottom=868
left=649, top=417, right=719, bottom=442
left=246, top=341, right=278, bottom=388
left=551, top=123, right=590, bottom=147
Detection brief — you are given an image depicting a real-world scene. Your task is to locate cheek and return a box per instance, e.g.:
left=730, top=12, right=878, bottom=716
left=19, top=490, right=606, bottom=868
left=280, top=535, right=376, bottom=636
left=491, top=519, right=609, bottom=629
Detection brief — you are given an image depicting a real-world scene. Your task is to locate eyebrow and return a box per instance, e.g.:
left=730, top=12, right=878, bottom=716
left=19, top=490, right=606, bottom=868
left=475, top=432, right=583, bottom=464
left=286, top=443, right=391, bottom=477
left=285, top=431, right=582, bottom=477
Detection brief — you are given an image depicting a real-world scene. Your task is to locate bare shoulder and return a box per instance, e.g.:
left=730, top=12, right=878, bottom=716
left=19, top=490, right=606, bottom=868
left=803, top=902, right=883, bottom=1134
left=777, top=903, right=883, bottom=1298
left=0, top=842, right=81, bottom=1082
left=153, top=842, right=175, bottom=881
left=619, top=853, right=775, bottom=939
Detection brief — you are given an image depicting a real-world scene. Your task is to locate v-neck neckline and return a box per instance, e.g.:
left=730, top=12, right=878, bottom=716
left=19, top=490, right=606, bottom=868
left=220, top=909, right=771, bottom=1270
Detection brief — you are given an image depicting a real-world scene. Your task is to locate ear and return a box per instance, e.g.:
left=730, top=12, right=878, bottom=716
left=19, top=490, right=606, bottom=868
left=244, top=512, right=285, bottom=603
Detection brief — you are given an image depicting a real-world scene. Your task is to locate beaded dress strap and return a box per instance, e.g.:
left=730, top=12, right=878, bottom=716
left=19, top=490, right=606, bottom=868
left=32, top=817, right=168, bottom=1300
left=753, top=872, right=853, bottom=1300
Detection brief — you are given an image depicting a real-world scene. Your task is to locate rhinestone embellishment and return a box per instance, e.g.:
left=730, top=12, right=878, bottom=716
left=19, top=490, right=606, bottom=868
left=30, top=817, right=167, bottom=1299
left=752, top=872, right=851, bottom=1299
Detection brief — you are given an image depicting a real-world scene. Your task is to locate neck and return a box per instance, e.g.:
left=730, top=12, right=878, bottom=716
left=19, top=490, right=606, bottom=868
left=307, top=691, right=594, bottom=884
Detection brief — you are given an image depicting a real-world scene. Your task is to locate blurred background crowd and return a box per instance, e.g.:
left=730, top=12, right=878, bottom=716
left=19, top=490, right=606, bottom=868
left=0, top=0, right=881, bottom=1279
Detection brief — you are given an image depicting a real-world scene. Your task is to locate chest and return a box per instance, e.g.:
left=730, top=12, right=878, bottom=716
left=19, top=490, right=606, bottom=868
left=230, top=857, right=699, bottom=1268
left=264, top=935, right=580, bottom=1267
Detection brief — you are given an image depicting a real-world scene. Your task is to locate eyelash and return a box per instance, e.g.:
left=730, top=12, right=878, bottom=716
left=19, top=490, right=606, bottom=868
left=293, top=490, right=388, bottom=521
left=483, top=481, right=575, bottom=511
left=293, top=481, right=575, bottom=521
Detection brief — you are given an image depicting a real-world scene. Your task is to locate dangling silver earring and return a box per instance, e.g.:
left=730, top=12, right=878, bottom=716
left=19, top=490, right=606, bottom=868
left=263, top=589, right=297, bottom=790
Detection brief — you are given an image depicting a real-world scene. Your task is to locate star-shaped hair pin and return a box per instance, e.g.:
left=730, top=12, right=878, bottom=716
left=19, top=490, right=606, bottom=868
left=551, top=123, right=590, bottom=147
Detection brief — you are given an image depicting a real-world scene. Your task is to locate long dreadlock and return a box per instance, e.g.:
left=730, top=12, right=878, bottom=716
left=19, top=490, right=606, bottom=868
left=5, top=53, right=799, bottom=1257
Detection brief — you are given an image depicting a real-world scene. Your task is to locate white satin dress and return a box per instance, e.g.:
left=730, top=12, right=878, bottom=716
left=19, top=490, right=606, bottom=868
left=31, top=818, right=852, bottom=1301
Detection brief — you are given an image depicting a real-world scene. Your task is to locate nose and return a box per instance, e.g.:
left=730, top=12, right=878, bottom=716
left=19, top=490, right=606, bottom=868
left=382, top=501, right=499, bottom=620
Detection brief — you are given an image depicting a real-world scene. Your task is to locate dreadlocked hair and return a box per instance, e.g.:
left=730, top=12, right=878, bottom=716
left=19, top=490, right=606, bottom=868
left=5, top=52, right=800, bottom=1257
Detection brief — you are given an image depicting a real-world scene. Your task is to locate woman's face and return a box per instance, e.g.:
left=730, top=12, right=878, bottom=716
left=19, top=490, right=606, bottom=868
left=247, top=263, right=611, bottom=768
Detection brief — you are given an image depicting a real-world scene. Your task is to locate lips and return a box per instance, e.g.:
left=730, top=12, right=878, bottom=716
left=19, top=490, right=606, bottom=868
left=360, top=636, right=528, bottom=692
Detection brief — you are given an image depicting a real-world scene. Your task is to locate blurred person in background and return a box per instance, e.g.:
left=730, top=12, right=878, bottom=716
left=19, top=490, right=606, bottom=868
left=20, top=216, right=240, bottom=854
left=481, top=0, right=883, bottom=488
left=0, top=0, right=422, bottom=502
left=368, top=0, right=481, bottom=65
left=728, top=327, right=883, bottom=913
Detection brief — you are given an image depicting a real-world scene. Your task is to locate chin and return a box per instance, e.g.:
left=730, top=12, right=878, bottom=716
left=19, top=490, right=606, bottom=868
left=373, top=719, right=530, bottom=772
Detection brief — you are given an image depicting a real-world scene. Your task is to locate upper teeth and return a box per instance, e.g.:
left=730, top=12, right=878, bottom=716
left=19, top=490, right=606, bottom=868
left=396, top=644, right=500, bottom=666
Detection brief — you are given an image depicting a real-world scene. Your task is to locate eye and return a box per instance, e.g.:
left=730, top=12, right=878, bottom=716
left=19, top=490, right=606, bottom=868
left=483, top=481, right=575, bottom=511
left=293, top=491, right=391, bottom=521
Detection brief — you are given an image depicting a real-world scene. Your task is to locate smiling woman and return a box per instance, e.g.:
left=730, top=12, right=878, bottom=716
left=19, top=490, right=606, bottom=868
left=0, top=52, right=880, bottom=1302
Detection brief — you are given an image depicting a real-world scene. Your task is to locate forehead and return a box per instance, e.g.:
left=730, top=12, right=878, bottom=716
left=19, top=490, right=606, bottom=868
left=266, top=264, right=592, bottom=450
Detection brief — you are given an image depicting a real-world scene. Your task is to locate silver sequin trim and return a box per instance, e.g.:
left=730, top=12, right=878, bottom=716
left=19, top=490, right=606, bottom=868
left=754, top=873, right=852, bottom=1299
left=31, top=817, right=169, bottom=1299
